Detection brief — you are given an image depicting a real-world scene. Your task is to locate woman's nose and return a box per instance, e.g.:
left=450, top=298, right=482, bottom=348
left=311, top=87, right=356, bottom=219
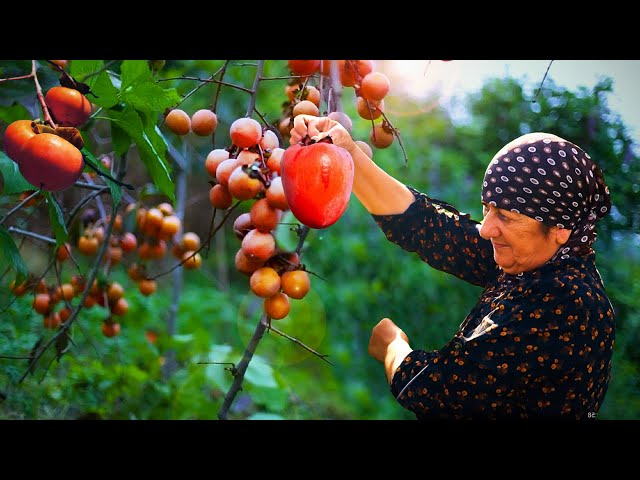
left=479, top=215, right=498, bottom=240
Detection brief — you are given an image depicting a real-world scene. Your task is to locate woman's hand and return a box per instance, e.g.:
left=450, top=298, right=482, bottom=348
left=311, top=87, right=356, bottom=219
left=368, top=318, right=413, bottom=384
left=290, top=114, right=356, bottom=153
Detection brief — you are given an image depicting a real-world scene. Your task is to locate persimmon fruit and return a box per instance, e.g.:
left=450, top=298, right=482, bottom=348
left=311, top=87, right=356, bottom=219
left=19, top=133, right=84, bottom=191
left=45, top=86, right=92, bottom=127
left=281, top=141, right=354, bottom=229
left=2, top=119, right=36, bottom=165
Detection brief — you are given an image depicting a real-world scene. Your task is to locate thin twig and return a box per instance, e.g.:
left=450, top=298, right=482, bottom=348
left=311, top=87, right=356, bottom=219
left=265, top=323, right=333, bottom=366
left=31, top=60, right=57, bottom=129
left=7, top=227, right=56, bottom=245
left=0, top=190, right=42, bottom=226
left=532, top=60, right=554, bottom=104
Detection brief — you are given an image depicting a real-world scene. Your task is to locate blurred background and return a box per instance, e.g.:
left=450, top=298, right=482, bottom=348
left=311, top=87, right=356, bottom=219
left=1, top=59, right=638, bottom=420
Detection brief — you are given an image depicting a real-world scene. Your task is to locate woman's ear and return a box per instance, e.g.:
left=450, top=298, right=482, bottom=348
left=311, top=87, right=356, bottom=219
left=555, top=227, right=572, bottom=246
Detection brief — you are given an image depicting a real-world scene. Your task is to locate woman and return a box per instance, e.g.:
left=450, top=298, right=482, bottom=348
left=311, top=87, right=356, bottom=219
left=290, top=116, right=615, bottom=420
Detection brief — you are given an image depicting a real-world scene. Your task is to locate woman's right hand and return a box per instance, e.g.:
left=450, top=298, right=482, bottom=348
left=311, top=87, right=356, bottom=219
left=290, top=114, right=356, bottom=153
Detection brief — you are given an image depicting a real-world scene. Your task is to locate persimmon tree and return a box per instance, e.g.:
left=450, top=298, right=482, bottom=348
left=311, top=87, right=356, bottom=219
left=0, top=59, right=408, bottom=419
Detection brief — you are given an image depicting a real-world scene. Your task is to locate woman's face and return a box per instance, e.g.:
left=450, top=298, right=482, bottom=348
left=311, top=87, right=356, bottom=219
left=479, top=202, right=568, bottom=274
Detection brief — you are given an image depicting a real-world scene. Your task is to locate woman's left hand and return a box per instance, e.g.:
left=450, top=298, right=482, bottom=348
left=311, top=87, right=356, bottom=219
left=368, top=318, right=413, bottom=384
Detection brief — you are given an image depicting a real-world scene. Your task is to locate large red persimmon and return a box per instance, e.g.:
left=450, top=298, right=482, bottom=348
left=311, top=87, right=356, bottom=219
left=280, top=140, right=354, bottom=229
left=19, top=133, right=84, bottom=191
left=45, top=86, right=92, bottom=127
left=2, top=120, right=36, bottom=165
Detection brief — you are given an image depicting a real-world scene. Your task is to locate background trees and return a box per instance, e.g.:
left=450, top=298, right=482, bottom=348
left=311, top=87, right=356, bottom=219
left=1, top=60, right=638, bottom=419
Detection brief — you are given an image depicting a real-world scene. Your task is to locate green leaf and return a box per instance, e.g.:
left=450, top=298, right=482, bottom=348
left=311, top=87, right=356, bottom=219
left=111, top=123, right=131, bottom=157
left=69, top=60, right=119, bottom=109
left=81, top=147, right=122, bottom=207
left=0, top=226, right=28, bottom=283
left=43, top=192, right=68, bottom=246
left=0, top=152, right=32, bottom=194
left=118, top=60, right=181, bottom=114
left=120, top=60, right=152, bottom=90
left=103, top=107, right=174, bottom=201
left=120, top=82, right=181, bottom=114
left=243, top=356, right=278, bottom=389
left=0, top=103, right=32, bottom=124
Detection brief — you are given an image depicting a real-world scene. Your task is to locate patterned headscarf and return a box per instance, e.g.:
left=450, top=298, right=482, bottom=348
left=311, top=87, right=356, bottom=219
left=481, top=132, right=611, bottom=260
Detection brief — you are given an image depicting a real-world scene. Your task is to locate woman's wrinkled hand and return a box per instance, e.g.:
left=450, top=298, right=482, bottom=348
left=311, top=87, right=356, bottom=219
left=290, top=114, right=355, bottom=152
left=368, top=318, right=409, bottom=363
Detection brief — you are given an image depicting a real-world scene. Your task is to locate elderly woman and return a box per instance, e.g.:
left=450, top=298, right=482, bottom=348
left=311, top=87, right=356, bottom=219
left=291, top=116, right=615, bottom=420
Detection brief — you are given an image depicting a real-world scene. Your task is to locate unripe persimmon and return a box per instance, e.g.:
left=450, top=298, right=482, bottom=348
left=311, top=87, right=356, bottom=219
left=33, top=293, right=52, bottom=315
left=45, top=86, right=92, bottom=127
left=356, top=97, right=384, bottom=121
left=265, top=176, right=289, bottom=211
left=266, top=148, right=284, bottom=175
left=229, top=118, right=262, bottom=149
left=138, top=278, right=157, bottom=296
left=56, top=242, right=72, bottom=262
left=191, top=109, right=218, bottom=136
left=370, top=123, right=395, bottom=149
left=233, top=213, right=254, bottom=240
left=101, top=320, right=121, bottom=337
left=259, top=130, right=280, bottom=151
left=292, top=100, right=319, bottom=117
left=43, top=311, right=62, bottom=329
left=236, top=149, right=260, bottom=166
left=181, top=232, right=201, bottom=252
left=250, top=198, right=281, bottom=233
left=205, top=149, right=230, bottom=177
left=338, top=60, right=374, bottom=87
left=227, top=165, right=264, bottom=201
left=234, top=248, right=264, bottom=276
left=281, top=270, right=311, bottom=300
left=264, top=292, right=290, bottom=320
left=215, top=158, right=241, bottom=187
left=249, top=266, right=281, bottom=298
left=360, top=72, right=391, bottom=102
left=209, top=184, right=234, bottom=209
left=165, top=108, right=191, bottom=135
left=110, top=297, right=129, bottom=316
left=241, top=228, right=276, bottom=262
left=119, top=232, right=138, bottom=252
left=19, top=133, right=84, bottom=191
left=182, top=250, right=202, bottom=270
left=78, top=235, right=99, bottom=256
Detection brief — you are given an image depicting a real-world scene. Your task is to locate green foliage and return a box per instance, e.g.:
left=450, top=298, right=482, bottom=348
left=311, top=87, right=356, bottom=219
left=0, top=152, right=32, bottom=194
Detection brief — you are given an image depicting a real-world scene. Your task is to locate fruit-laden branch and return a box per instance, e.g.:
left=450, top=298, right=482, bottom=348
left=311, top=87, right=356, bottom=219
left=217, top=313, right=269, bottom=420
left=149, top=200, right=241, bottom=281
left=17, top=159, right=126, bottom=383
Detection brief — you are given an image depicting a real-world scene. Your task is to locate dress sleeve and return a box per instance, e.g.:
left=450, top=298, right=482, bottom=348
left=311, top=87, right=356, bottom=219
left=371, top=187, right=498, bottom=287
left=389, top=274, right=615, bottom=419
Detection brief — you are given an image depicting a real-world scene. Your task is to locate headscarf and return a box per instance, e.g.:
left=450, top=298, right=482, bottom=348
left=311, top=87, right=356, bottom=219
left=481, top=132, right=611, bottom=260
